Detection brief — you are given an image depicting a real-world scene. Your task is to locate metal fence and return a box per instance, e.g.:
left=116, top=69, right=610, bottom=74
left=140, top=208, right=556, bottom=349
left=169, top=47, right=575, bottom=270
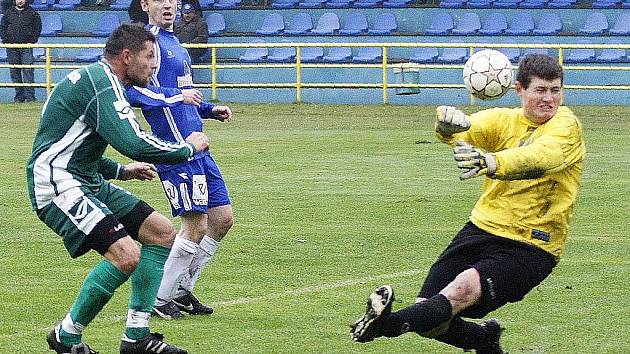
left=2, top=42, right=630, bottom=104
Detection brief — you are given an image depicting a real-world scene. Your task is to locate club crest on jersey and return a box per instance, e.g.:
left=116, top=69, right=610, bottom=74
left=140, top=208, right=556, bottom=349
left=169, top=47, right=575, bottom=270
left=167, top=50, right=175, bottom=58
left=113, top=100, right=136, bottom=120
left=68, top=70, right=81, bottom=84
left=177, top=61, right=193, bottom=87
left=68, top=196, right=95, bottom=225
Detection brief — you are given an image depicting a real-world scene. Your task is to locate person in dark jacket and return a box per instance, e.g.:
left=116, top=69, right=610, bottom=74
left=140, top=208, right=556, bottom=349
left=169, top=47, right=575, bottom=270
left=128, top=0, right=148, bottom=24
left=174, top=3, right=208, bottom=63
left=0, top=0, right=41, bottom=102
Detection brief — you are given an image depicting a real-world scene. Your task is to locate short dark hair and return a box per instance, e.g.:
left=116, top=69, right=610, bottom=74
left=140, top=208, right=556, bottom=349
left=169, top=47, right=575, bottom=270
left=104, top=23, right=155, bottom=58
left=516, top=54, right=563, bottom=89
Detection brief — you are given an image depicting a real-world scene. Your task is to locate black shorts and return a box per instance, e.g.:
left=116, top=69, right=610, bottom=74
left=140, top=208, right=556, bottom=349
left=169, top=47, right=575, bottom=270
left=81, top=201, right=154, bottom=256
left=418, top=222, right=557, bottom=319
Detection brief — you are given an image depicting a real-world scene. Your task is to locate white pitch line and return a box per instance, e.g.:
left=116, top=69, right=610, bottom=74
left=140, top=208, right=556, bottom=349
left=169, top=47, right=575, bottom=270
left=212, top=268, right=426, bottom=307
left=12, top=268, right=425, bottom=339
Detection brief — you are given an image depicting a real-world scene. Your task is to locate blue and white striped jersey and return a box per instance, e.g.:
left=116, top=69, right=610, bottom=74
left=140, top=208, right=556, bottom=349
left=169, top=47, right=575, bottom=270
left=126, top=25, right=215, bottom=172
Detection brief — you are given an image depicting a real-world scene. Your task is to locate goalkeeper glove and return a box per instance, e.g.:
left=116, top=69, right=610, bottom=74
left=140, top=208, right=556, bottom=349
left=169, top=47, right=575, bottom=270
left=436, top=106, right=471, bottom=136
left=453, top=141, right=497, bottom=180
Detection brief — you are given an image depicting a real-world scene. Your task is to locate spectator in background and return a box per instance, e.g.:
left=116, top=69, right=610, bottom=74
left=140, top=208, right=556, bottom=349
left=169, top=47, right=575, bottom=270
left=128, top=0, right=148, bottom=24
left=0, top=0, right=41, bottom=102
left=175, top=3, right=208, bottom=63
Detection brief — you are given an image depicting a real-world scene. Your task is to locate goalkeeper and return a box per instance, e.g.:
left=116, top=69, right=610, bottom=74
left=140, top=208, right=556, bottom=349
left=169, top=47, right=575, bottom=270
left=351, top=54, right=585, bottom=353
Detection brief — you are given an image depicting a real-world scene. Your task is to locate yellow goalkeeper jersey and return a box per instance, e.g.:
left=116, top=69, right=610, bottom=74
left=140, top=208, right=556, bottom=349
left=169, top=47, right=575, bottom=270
left=437, top=106, right=585, bottom=259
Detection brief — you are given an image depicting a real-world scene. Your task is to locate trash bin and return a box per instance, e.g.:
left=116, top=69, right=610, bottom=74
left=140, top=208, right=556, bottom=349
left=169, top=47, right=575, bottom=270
left=393, top=63, right=420, bottom=95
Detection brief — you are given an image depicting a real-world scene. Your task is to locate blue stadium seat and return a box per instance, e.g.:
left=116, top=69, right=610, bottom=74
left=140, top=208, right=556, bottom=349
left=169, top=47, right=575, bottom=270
left=339, top=12, right=368, bottom=35
left=623, top=0, right=630, bottom=7
left=353, top=0, right=382, bottom=7
left=326, top=0, right=353, bottom=7
left=31, top=0, right=55, bottom=10
left=410, top=47, right=439, bottom=63
left=368, top=12, right=397, bottom=35
left=452, top=12, right=481, bottom=35
left=0, top=47, right=7, bottom=62
left=92, top=14, right=121, bottom=37
left=299, top=0, right=326, bottom=7
left=546, top=0, right=575, bottom=7
left=75, top=39, right=105, bottom=63
left=311, top=12, right=340, bottom=35
left=596, top=46, right=626, bottom=63
left=437, top=46, right=468, bottom=63
left=213, top=0, right=241, bottom=9
left=579, top=12, right=609, bottom=36
left=493, top=0, right=520, bottom=8
left=479, top=12, right=507, bottom=35
left=256, top=13, right=285, bottom=35
left=425, top=12, right=454, bottom=35
left=518, top=0, right=545, bottom=7
left=523, top=41, right=549, bottom=56
left=564, top=41, right=595, bottom=63
left=52, top=0, right=81, bottom=10
left=533, top=13, right=562, bottom=35
left=610, top=13, right=630, bottom=35
left=40, top=14, right=63, bottom=37
left=592, top=0, right=619, bottom=8
left=440, top=0, right=467, bottom=7
left=352, top=47, right=382, bottom=63
left=383, top=0, right=413, bottom=7
left=198, top=0, right=215, bottom=9
left=33, top=47, right=46, bottom=60
left=268, top=47, right=296, bottom=62
left=505, top=12, right=534, bottom=35
left=301, top=47, right=324, bottom=62
left=110, top=0, right=132, bottom=10
left=272, top=0, right=299, bottom=8
left=466, top=0, right=492, bottom=8
left=239, top=41, right=268, bottom=63
left=206, top=13, right=226, bottom=36
left=323, top=47, right=352, bottom=63
left=498, top=41, right=521, bottom=62
left=285, top=13, right=313, bottom=35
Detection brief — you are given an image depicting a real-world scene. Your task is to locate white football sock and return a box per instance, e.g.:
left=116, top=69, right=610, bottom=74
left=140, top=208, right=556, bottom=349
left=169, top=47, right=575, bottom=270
left=176, top=236, right=220, bottom=296
left=155, top=235, right=198, bottom=305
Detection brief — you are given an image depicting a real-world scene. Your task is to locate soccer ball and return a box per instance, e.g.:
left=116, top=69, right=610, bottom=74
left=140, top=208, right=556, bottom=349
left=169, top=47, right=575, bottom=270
left=463, top=49, right=513, bottom=100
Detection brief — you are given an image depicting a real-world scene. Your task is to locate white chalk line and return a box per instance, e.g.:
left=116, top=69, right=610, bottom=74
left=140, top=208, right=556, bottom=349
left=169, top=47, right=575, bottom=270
left=8, top=268, right=425, bottom=339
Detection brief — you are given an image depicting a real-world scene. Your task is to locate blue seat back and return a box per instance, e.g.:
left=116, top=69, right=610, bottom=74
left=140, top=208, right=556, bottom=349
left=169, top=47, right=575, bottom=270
left=580, top=12, right=609, bottom=35
left=286, top=12, right=313, bottom=33
left=206, top=13, right=226, bottom=35
left=341, top=12, right=368, bottom=33
left=41, top=14, right=63, bottom=36
left=313, top=12, right=340, bottom=34
left=425, top=12, right=454, bottom=34
left=258, top=13, right=285, bottom=33
left=370, top=12, right=397, bottom=33
left=480, top=12, right=507, bottom=34
left=610, top=12, right=630, bottom=35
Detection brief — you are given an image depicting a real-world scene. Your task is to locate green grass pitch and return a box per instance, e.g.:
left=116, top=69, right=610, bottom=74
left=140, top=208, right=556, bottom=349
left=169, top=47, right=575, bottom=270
left=0, top=102, right=628, bottom=353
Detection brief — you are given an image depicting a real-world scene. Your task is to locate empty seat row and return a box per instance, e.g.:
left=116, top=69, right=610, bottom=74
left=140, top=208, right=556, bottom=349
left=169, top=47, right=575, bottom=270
left=272, top=0, right=415, bottom=8
left=38, top=13, right=121, bottom=37
left=256, top=12, right=397, bottom=35
left=239, top=46, right=384, bottom=63
left=427, top=11, right=630, bottom=36
left=440, top=0, right=579, bottom=8
left=427, top=12, right=562, bottom=35
left=235, top=44, right=629, bottom=64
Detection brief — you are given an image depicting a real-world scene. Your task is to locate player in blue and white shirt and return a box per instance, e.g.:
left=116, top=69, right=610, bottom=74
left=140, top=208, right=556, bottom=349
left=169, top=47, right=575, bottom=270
left=126, top=0, right=233, bottom=319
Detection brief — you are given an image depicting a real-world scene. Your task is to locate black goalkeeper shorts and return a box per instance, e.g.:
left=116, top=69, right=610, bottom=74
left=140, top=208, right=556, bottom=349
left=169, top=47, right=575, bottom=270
left=418, top=222, right=557, bottom=319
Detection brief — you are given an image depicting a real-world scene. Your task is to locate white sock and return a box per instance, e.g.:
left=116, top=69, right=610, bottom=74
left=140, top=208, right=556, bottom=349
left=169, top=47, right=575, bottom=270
left=125, top=309, right=150, bottom=329
left=155, top=235, right=198, bottom=305
left=176, top=236, right=220, bottom=297
left=61, top=312, right=85, bottom=335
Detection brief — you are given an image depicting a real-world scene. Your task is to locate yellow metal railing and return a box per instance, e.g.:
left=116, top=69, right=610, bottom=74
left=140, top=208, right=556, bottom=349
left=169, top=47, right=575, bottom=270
left=2, top=42, right=630, bottom=104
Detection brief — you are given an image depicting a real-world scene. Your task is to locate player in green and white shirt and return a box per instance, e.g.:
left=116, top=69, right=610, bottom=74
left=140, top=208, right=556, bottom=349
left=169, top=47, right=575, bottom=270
left=26, top=24, right=205, bottom=354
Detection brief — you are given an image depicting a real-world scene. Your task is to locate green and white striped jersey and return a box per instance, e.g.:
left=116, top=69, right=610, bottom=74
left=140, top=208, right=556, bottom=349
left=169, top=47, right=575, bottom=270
left=26, top=61, right=195, bottom=210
